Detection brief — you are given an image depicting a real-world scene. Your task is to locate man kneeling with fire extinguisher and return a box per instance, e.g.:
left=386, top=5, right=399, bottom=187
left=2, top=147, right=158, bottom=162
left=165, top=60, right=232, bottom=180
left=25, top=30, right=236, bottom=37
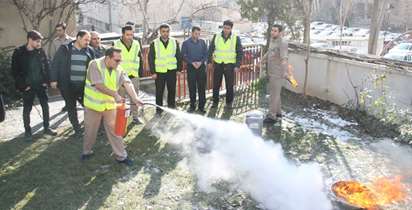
left=82, top=47, right=143, bottom=166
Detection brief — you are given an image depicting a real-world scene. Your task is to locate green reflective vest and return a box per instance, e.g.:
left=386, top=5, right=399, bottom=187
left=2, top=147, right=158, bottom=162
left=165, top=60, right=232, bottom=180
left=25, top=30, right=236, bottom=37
left=114, top=39, right=140, bottom=77
left=154, top=37, right=177, bottom=73
left=84, top=58, right=119, bottom=112
left=213, top=33, right=237, bottom=64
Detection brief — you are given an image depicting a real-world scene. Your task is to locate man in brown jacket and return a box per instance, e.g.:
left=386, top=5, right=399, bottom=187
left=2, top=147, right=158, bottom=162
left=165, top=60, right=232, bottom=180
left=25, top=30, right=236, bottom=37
left=260, top=24, right=289, bottom=124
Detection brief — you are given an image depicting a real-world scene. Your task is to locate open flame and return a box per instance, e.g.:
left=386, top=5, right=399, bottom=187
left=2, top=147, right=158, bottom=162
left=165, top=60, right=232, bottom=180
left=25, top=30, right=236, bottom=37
left=332, top=176, right=407, bottom=209
left=371, top=176, right=407, bottom=206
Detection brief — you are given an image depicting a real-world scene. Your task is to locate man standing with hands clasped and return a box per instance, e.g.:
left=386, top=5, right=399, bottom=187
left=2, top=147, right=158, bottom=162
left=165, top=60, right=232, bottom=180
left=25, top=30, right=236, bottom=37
left=181, top=26, right=208, bottom=114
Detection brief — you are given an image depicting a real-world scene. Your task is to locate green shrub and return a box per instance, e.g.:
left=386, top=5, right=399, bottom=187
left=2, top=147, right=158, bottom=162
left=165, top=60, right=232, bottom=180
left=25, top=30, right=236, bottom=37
left=0, top=48, right=21, bottom=106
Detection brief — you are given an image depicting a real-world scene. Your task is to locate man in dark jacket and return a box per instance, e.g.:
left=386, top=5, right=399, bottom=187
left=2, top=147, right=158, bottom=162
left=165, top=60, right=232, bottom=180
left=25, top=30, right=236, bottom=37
left=148, top=24, right=182, bottom=115
left=208, top=20, right=243, bottom=110
left=11, top=30, right=57, bottom=141
left=50, top=30, right=95, bottom=136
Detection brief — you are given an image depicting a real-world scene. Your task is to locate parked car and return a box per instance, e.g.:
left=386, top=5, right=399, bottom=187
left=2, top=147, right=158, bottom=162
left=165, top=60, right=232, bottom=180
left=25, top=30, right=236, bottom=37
left=383, top=52, right=412, bottom=63
left=333, top=46, right=358, bottom=53
left=353, top=29, right=369, bottom=37
left=311, top=42, right=330, bottom=49
left=240, top=36, right=254, bottom=45
left=387, top=42, right=412, bottom=54
left=311, top=21, right=325, bottom=29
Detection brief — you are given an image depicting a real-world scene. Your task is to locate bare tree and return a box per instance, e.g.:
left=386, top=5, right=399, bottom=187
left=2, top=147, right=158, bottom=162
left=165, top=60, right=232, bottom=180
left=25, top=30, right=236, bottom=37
left=122, top=0, right=190, bottom=44
left=122, top=0, right=223, bottom=44
left=295, top=0, right=313, bottom=44
left=338, top=0, right=352, bottom=49
left=295, top=0, right=313, bottom=96
left=11, top=0, right=105, bottom=46
left=368, top=0, right=389, bottom=55
left=189, top=2, right=223, bottom=19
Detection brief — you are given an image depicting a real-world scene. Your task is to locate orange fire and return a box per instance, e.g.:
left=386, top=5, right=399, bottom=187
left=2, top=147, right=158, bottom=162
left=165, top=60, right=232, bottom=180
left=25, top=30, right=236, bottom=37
left=371, top=176, right=407, bottom=206
left=332, top=176, right=407, bottom=209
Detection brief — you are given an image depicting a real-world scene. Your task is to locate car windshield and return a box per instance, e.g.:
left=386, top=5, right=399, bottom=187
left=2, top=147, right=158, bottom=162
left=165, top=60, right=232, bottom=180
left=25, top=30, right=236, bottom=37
left=395, top=43, right=412, bottom=50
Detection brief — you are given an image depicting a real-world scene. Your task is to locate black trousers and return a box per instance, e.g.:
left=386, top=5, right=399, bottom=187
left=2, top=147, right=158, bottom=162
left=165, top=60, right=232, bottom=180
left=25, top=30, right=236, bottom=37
left=212, top=62, right=235, bottom=104
left=187, top=64, right=206, bottom=110
left=60, top=83, right=84, bottom=130
left=155, top=70, right=177, bottom=113
left=22, top=87, right=50, bottom=133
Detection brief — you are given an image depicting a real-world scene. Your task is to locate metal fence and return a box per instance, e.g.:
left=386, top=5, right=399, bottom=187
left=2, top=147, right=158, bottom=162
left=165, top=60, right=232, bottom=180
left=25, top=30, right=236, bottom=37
left=140, top=44, right=263, bottom=101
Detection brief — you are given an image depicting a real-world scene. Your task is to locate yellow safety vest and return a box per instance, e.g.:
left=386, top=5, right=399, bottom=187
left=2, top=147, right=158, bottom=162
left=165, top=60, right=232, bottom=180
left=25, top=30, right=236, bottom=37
left=154, top=37, right=177, bottom=73
left=114, top=39, right=140, bottom=78
left=84, top=58, right=119, bottom=112
left=213, top=33, right=237, bottom=64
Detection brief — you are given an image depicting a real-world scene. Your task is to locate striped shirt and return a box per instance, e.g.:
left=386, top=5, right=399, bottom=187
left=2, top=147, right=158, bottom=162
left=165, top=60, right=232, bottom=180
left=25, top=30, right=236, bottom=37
left=70, top=46, right=88, bottom=83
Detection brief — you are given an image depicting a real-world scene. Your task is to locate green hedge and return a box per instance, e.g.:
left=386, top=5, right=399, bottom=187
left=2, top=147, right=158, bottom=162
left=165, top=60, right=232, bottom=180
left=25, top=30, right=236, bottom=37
left=0, top=48, right=21, bottom=106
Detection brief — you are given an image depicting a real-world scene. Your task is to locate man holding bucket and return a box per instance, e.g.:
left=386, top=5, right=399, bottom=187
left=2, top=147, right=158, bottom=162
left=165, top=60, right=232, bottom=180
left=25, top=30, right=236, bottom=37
left=82, top=47, right=143, bottom=166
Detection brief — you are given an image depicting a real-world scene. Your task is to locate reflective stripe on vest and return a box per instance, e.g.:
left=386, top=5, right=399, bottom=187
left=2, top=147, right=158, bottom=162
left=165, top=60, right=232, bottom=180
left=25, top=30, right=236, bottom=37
left=114, top=39, right=140, bottom=77
left=213, top=33, right=237, bottom=64
left=84, top=58, right=118, bottom=112
left=154, top=38, right=177, bottom=73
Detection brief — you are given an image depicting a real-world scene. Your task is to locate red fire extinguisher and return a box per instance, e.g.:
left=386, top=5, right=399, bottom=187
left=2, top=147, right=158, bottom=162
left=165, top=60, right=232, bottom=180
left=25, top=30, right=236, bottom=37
left=115, top=103, right=130, bottom=137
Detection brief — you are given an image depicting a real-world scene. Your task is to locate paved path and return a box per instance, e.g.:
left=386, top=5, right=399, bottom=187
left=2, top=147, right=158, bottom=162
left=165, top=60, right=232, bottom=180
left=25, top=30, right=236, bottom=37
left=0, top=92, right=155, bottom=142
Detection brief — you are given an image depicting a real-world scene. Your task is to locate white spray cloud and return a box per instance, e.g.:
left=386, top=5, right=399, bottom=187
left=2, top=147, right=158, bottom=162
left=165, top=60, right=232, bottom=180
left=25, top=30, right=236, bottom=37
left=149, top=109, right=332, bottom=210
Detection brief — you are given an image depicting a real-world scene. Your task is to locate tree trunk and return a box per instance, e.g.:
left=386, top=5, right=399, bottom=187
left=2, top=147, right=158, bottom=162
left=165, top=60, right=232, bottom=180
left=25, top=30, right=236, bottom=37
left=368, top=0, right=387, bottom=55
left=303, top=0, right=313, bottom=97
left=302, top=15, right=310, bottom=44
left=265, top=0, right=275, bottom=51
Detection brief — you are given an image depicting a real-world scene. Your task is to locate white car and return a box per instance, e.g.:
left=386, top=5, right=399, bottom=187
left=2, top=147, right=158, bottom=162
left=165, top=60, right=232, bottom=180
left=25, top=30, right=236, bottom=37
left=353, top=29, right=369, bottom=37
left=240, top=36, right=254, bottom=45
left=387, top=43, right=412, bottom=54
left=383, top=52, right=412, bottom=63
left=318, top=30, right=336, bottom=37
left=333, top=46, right=358, bottom=53
left=311, top=42, right=330, bottom=49
left=311, top=21, right=325, bottom=29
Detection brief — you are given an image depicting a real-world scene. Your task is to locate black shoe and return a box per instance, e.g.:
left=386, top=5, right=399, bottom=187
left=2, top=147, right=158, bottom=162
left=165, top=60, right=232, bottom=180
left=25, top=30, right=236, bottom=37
left=225, top=103, right=233, bottom=109
left=263, top=117, right=277, bottom=124
left=156, top=108, right=163, bottom=116
left=211, top=103, right=218, bottom=109
left=43, top=128, right=57, bottom=136
left=24, top=131, right=33, bottom=141
left=155, top=111, right=162, bottom=118
left=73, top=128, right=83, bottom=138
left=81, top=152, right=94, bottom=161
left=188, top=107, right=195, bottom=113
left=117, top=158, right=133, bottom=166
left=198, top=108, right=206, bottom=114
left=276, top=114, right=283, bottom=118
left=132, top=116, right=142, bottom=124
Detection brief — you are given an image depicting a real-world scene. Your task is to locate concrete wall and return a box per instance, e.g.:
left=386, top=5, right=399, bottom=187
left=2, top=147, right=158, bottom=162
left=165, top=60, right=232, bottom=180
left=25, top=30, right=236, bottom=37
left=286, top=50, right=412, bottom=112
